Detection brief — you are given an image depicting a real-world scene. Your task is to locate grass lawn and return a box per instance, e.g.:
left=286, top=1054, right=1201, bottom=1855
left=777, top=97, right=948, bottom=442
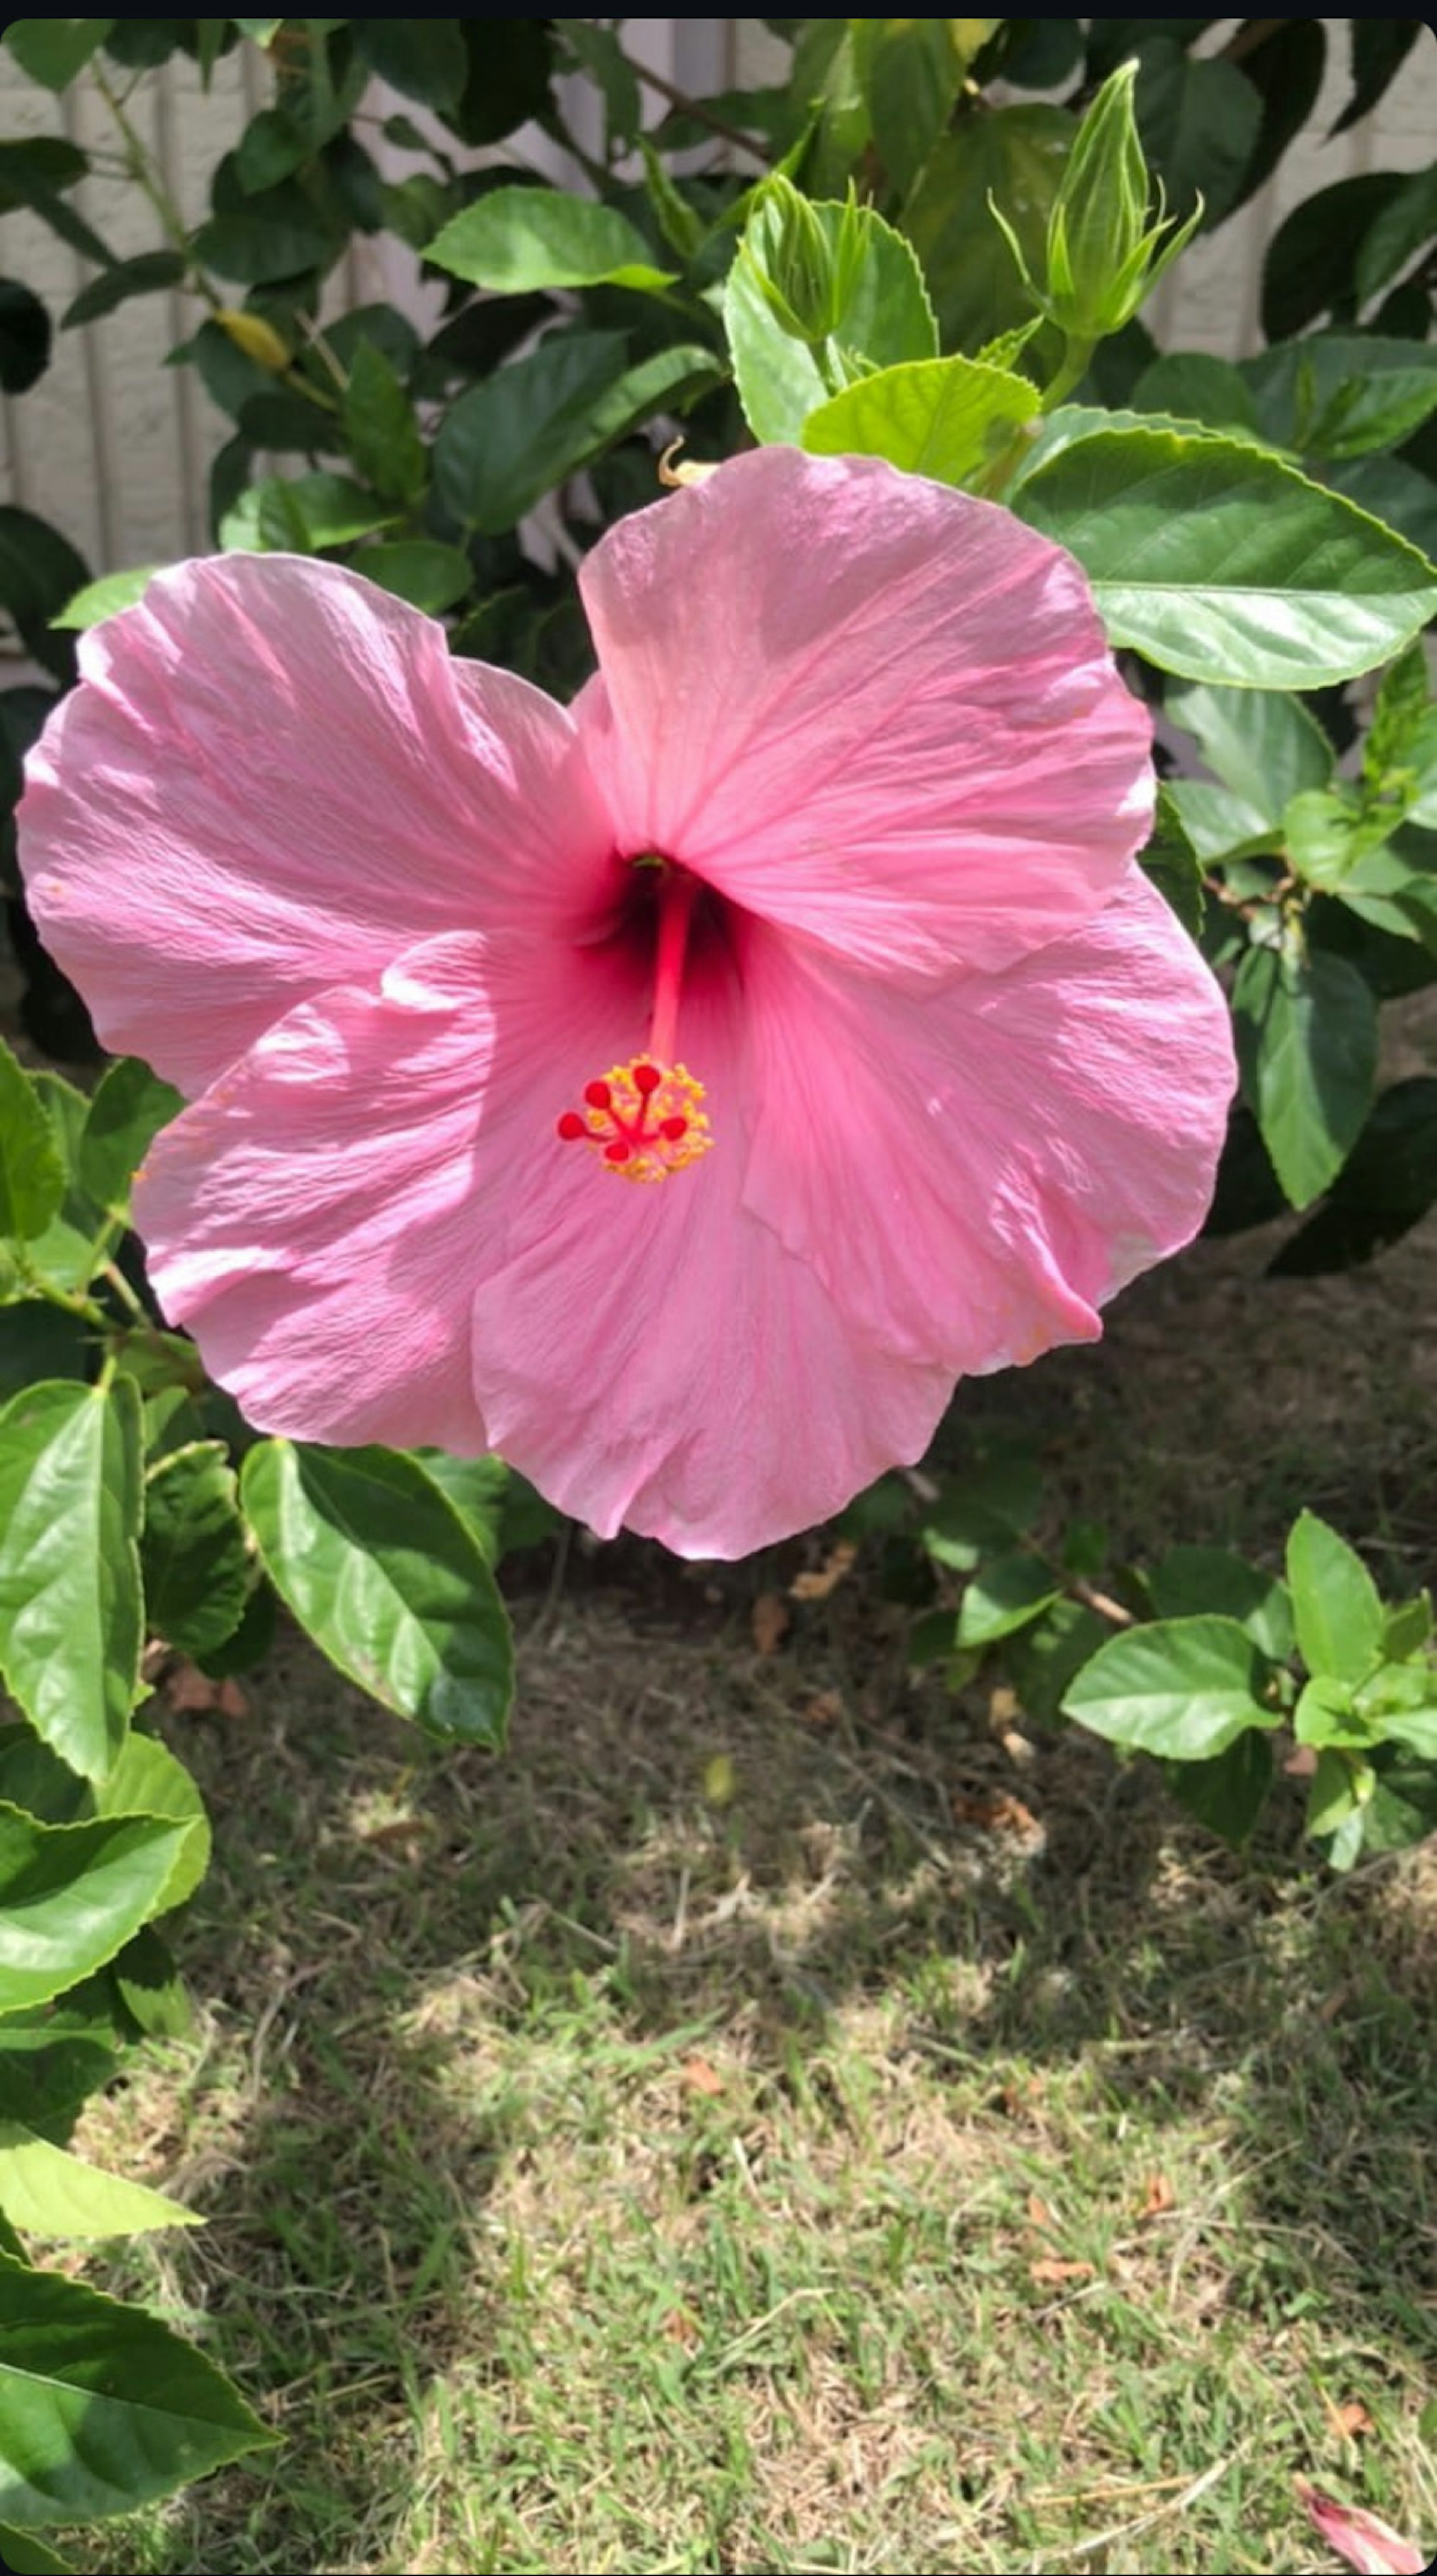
left=57, top=1206, right=1437, bottom=2576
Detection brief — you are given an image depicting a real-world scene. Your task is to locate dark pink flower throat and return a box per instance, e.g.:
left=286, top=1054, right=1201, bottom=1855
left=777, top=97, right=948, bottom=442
left=556, top=858, right=713, bottom=1184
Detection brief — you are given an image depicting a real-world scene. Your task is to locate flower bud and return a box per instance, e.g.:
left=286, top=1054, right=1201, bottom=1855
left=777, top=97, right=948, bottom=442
left=215, top=307, right=290, bottom=372
left=992, top=60, right=1202, bottom=345
left=742, top=177, right=862, bottom=348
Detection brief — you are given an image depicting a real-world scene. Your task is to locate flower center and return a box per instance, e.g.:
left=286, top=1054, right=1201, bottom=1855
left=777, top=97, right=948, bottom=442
left=556, top=860, right=715, bottom=1184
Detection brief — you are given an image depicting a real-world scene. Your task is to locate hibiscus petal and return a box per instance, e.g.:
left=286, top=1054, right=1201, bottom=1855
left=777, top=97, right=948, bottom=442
left=467, top=944, right=956, bottom=1558
left=737, top=867, right=1236, bottom=1371
left=1297, top=2484, right=1428, bottom=2576
left=576, top=446, right=1153, bottom=981
left=20, top=555, right=611, bottom=1094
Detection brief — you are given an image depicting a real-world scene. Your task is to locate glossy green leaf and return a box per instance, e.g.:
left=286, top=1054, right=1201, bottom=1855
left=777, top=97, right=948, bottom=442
left=1063, top=1616, right=1278, bottom=1759
left=358, top=540, right=472, bottom=614
left=1148, top=1546, right=1295, bottom=1662
left=1138, top=785, right=1204, bottom=937
left=1132, top=39, right=1261, bottom=228
left=0, top=2253, right=271, bottom=2525
left=51, top=565, right=160, bottom=630
left=342, top=340, right=426, bottom=506
left=242, top=1440, right=513, bottom=1747
left=726, top=196, right=937, bottom=446
left=0, top=1807, right=192, bottom=2014
left=410, top=1451, right=510, bottom=1567
left=901, top=104, right=1071, bottom=355
left=1167, top=1729, right=1273, bottom=1848
left=1242, top=333, right=1437, bottom=465
left=1355, top=162, right=1437, bottom=307
left=21, top=1072, right=107, bottom=1293
left=1271, top=1077, right=1437, bottom=1275
left=221, top=471, right=397, bottom=555
left=1360, top=1747, right=1437, bottom=1856
left=957, top=1552, right=1061, bottom=1649
left=4, top=21, right=112, bottom=90
left=1294, top=1674, right=1370, bottom=1750
left=435, top=334, right=717, bottom=535
left=1306, top=1747, right=1370, bottom=1843
left=851, top=16, right=974, bottom=198
left=141, top=1443, right=251, bottom=1666
left=1286, top=1510, right=1384, bottom=1685
left=1003, top=1597, right=1110, bottom=1728
left=92, top=1732, right=209, bottom=1917
left=1166, top=681, right=1332, bottom=823
left=1233, top=945, right=1377, bottom=1209
left=1013, top=424, right=1437, bottom=687
left=1130, top=351, right=1264, bottom=442
left=0, top=2123, right=198, bottom=2241
left=801, top=353, right=1037, bottom=486
left=0, top=1042, right=64, bottom=1248
left=0, top=280, right=51, bottom=396
left=1162, top=779, right=1272, bottom=866
left=354, top=18, right=467, bottom=111
left=61, top=250, right=185, bottom=331
left=427, top=188, right=676, bottom=296
left=1261, top=173, right=1407, bottom=341
left=920, top=1449, right=1042, bottom=1572
left=1382, top=1592, right=1433, bottom=1663
left=77, top=1057, right=181, bottom=1215
left=0, top=1379, right=143, bottom=1784
left=111, top=1921, right=190, bottom=2038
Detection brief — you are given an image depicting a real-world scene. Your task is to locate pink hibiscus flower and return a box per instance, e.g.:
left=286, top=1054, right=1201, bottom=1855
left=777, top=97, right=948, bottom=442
left=19, top=448, right=1235, bottom=1558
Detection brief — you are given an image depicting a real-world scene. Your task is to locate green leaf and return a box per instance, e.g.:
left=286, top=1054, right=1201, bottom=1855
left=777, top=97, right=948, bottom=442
left=1003, top=1597, right=1113, bottom=1728
left=1360, top=1747, right=1437, bottom=1857
left=1261, top=173, right=1408, bottom=342
left=1012, top=423, right=1437, bottom=688
left=1163, top=779, right=1272, bottom=867
left=434, top=334, right=717, bottom=535
left=4, top=21, right=112, bottom=91
left=221, top=471, right=397, bottom=555
left=957, top=1552, right=1061, bottom=1648
left=920, top=1449, right=1042, bottom=1572
left=61, top=250, right=185, bottom=330
left=901, top=104, right=1071, bottom=355
left=141, top=1443, right=251, bottom=1667
left=0, top=280, right=51, bottom=396
left=0, top=1306, right=91, bottom=1403
left=1242, top=333, right=1437, bottom=465
left=234, top=106, right=310, bottom=196
left=851, top=16, right=973, bottom=198
left=1286, top=1510, right=1384, bottom=1685
left=1132, top=39, right=1261, bottom=228
left=1382, top=1592, right=1433, bottom=1663
left=0, top=2123, right=198, bottom=2240
left=0, top=1379, right=143, bottom=1785
left=235, top=19, right=284, bottom=46
left=0, top=1042, right=64, bottom=1248
left=354, top=18, right=467, bottom=112
left=357, top=540, right=472, bottom=615
left=1138, top=785, right=1204, bottom=937
left=241, top=1440, right=513, bottom=1747
left=1294, top=1673, right=1373, bottom=1751
left=0, top=1807, right=192, bottom=2014
left=427, top=188, right=677, bottom=297
left=1131, top=351, right=1264, bottom=442
left=0, top=2253, right=271, bottom=2525
left=51, top=564, right=160, bottom=631
left=1063, top=1616, right=1279, bottom=1760
left=193, top=1574, right=275, bottom=1681
left=555, top=19, right=640, bottom=149
left=1148, top=1546, right=1295, bottom=1662
left=1355, top=162, right=1437, bottom=308
left=726, top=198, right=937, bottom=447
left=192, top=197, right=338, bottom=286
left=800, top=353, right=1038, bottom=487
left=92, top=1732, right=208, bottom=1916
left=0, top=507, right=89, bottom=683
left=1232, top=945, right=1377, bottom=1209
left=0, top=2524, right=73, bottom=2573
left=410, top=1451, right=509, bottom=1567
left=77, top=1057, right=181, bottom=1215
left=21, top=1072, right=107, bottom=1294
left=342, top=340, right=427, bottom=506
left=1166, top=681, right=1332, bottom=823
left=1332, top=20, right=1424, bottom=134
left=1167, top=1731, right=1273, bottom=1848
left=112, top=1922, right=190, bottom=2038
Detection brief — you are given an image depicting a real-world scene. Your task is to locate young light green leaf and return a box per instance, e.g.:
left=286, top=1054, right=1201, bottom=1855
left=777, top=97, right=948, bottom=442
left=141, top=1443, right=251, bottom=1666
left=1286, top=1509, right=1385, bottom=1684
left=0, top=2123, right=199, bottom=2240
left=1013, top=423, right=1437, bottom=687
left=0, top=1806, right=192, bottom=2014
left=0, top=2254, right=271, bottom=2525
left=800, top=353, right=1038, bottom=488
left=77, top=1057, right=181, bottom=1215
left=427, top=187, right=677, bottom=295
left=956, top=1552, right=1061, bottom=1649
left=1062, top=1615, right=1279, bottom=1759
left=1166, top=681, right=1333, bottom=823
left=241, top=1440, right=513, bottom=1746
left=51, top=565, right=161, bottom=631
left=0, top=1378, right=144, bottom=1784
left=0, top=1042, right=64, bottom=1247
left=1294, top=1674, right=1371, bottom=1750
left=1232, top=945, right=1377, bottom=1209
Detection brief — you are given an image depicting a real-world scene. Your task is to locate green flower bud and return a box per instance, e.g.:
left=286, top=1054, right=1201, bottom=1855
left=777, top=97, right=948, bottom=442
left=742, top=177, right=861, bottom=348
left=991, top=61, right=1202, bottom=346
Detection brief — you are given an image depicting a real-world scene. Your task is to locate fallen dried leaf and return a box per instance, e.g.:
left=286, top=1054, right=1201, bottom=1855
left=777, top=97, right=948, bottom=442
left=801, top=1690, right=843, bottom=1729
left=1029, top=2256, right=1095, bottom=2286
left=751, top=1592, right=790, bottom=1654
left=1139, top=2171, right=1176, bottom=2219
left=790, top=1541, right=857, bottom=1601
left=953, top=1788, right=1041, bottom=1836
left=681, top=2055, right=724, bottom=2098
left=1324, top=2399, right=1376, bottom=2442
left=1026, top=2192, right=1055, bottom=2230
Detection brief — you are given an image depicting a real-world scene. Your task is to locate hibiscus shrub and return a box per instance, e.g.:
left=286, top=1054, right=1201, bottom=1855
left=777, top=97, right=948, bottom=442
left=0, top=18, right=1436, bottom=2558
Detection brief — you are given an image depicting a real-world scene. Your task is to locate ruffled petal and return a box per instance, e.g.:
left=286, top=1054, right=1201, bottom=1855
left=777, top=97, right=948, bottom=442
left=576, top=446, right=1153, bottom=981
left=20, top=555, right=611, bottom=1094
left=737, top=868, right=1236, bottom=1371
